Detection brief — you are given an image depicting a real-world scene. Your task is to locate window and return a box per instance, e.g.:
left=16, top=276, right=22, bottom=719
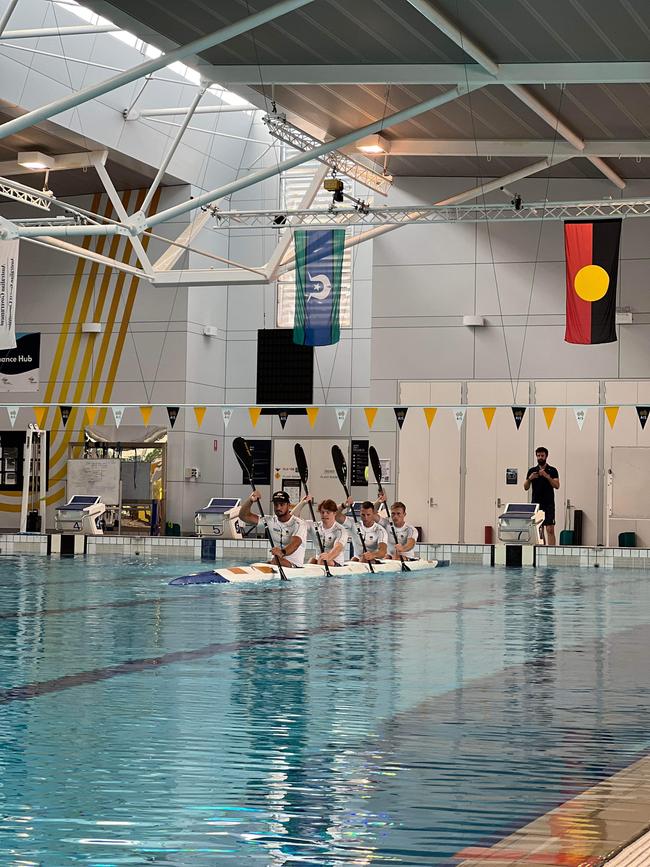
left=277, top=163, right=353, bottom=329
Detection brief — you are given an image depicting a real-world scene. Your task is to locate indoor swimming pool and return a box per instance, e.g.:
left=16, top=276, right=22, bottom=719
left=0, top=555, right=649, bottom=865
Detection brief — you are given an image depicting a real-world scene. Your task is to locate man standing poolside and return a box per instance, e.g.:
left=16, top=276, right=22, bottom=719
left=524, top=447, right=560, bottom=545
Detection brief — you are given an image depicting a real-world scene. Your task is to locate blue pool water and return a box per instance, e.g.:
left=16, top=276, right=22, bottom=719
left=1, top=556, right=649, bottom=865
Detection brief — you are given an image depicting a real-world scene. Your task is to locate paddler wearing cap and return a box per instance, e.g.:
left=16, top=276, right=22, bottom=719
left=239, top=489, right=308, bottom=567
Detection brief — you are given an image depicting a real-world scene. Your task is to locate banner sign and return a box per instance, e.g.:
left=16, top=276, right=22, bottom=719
left=0, top=239, right=18, bottom=350
left=0, top=332, right=40, bottom=391
left=294, top=228, right=345, bottom=346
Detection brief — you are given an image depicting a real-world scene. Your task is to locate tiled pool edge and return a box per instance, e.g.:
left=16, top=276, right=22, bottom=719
left=1, top=534, right=649, bottom=568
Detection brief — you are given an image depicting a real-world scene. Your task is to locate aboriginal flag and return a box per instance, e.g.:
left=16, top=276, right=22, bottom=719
left=565, top=218, right=621, bottom=345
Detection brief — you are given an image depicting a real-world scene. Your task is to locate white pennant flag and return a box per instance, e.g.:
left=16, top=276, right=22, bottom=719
left=335, top=408, right=348, bottom=430
left=574, top=407, right=587, bottom=431
left=453, top=407, right=466, bottom=430
left=0, top=240, right=18, bottom=350
left=112, top=406, right=125, bottom=428
left=6, top=406, right=18, bottom=427
left=222, top=407, right=233, bottom=429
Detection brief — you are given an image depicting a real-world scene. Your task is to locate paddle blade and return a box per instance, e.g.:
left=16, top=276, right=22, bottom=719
left=368, top=445, right=383, bottom=486
left=294, top=442, right=309, bottom=485
left=233, top=436, right=254, bottom=482
left=331, top=445, right=348, bottom=488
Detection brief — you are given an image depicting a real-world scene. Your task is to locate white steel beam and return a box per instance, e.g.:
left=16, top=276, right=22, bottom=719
left=381, top=139, right=650, bottom=158
left=153, top=210, right=213, bottom=272
left=23, top=236, right=152, bottom=280
left=202, top=61, right=650, bottom=86
left=1, top=24, right=120, bottom=39
left=144, top=84, right=477, bottom=229
left=126, top=104, right=253, bottom=120
left=0, top=0, right=18, bottom=37
left=153, top=268, right=267, bottom=286
left=0, top=0, right=317, bottom=140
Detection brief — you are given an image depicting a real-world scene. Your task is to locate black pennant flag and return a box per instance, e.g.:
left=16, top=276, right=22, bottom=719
left=512, top=406, right=527, bottom=429
left=278, top=410, right=288, bottom=429
left=167, top=406, right=179, bottom=429
left=59, top=406, right=71, bottom=427
left=637, top=406, right=650, bottom=430
left=394, top=407, right=408, bottom=429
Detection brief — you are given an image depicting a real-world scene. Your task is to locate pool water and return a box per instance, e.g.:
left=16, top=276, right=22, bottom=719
left=1, top=556, right=649, bottom=865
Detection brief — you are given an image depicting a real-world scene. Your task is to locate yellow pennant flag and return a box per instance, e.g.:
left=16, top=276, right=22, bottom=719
left=194, top=406, right=207, bottom=428
left=605, top=406, right=619, bottom=429
left=482, top=407, right=496, bottom=430
left=423, top=407, right=437, bottom=428
left=543, top=407, right=557, bottom=429
left=249, top=407, right=262, bottom=428
left=364, top=407, right=378, bottom=429
left=33, top=407, right=48, bottom=429
left=85, top=407, right=98, bottom=426
left=306, top=407, right=319, bottom=428
left=140, top=405, right=153, bottom=426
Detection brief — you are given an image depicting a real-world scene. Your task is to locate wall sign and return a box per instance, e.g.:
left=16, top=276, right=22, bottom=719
left=0, top=332, right=40, bottom=392
left=351, top=439, right=369, bottom=486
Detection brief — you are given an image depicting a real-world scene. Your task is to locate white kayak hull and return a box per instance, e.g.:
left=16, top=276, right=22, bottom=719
left=170, top=558, right=440, bottom=585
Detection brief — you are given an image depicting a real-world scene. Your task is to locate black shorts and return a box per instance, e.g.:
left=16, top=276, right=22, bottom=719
left=540, top=503, right=555, bottom=526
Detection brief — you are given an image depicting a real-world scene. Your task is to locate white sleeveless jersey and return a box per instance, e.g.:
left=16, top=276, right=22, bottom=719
left=265, top=515, right=308, bottom=566
left=352, top=521, right=389, bottom=557
left=379, top=517, right=418, bottom=555
left=307, top=521, right=349, bottom=565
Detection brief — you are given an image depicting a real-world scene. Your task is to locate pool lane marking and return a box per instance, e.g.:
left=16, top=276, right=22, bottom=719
left=0, top=594, right=195, bottom=620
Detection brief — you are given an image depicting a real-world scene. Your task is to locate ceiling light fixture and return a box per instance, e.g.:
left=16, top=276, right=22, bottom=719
left=17, top=151, right=55, bottom=171
left=356, top=134, right=389, bottom=155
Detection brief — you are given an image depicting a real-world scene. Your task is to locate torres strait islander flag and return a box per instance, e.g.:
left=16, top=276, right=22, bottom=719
left=564, top=218, right=621, bottom=345
left=293, top=228, right=345, bottom=346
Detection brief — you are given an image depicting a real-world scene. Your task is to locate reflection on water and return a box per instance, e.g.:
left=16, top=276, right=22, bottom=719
left=0, top=555, right=649, bottom=864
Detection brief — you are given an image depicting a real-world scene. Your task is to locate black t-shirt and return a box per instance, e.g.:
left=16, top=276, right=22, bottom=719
left=526, top=464, right=559, bottom=505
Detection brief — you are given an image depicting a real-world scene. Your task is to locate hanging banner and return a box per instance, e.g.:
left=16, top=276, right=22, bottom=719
left=33, top=407, right=47, bottom=429
left=140, top=406, right=153, bottom=426
left=335, top=407, right=348, bottom=429
left=482, top=407, right=496, bottom=430
left=423, top=407, right=437, bottom=428
left=85, top=407, right=98, bottom=426
left=6, top=406, right=18, bottom=427
left=112, top=406, right=125, bottom=428
left=364, top=407, right=378, bottom=429
left=278, top=409, right=288, bottom=429
left=306, top=407, right=319, bottom=428
left=637, top=406, right=650, bottom=430
left=166, top=406, right=179, bottom=429
left=194, top=406, right=207, bottom=428
left=249, top=407, right=262, bottom=428
left=222, top=407, right=233, bottom=429
left=511, top=406, right=526, bottom=429
left=60, top=405, right=72, bottom=427
left=0, top=332, right=40, bottom=391
left=394, top=407, right=408, bottom=429
left=604, top=406, right=619, bottom=429
left=574, top=407, right=587, bottom=431
left=543, top=407, right=557, bottom=429
left=0, top=239, right=18, bottom=350
left=564, top=219, right=620, bottom=345
left=293, top=228, right=345, bottom=346
left=453, top=407, right=466, bottom=430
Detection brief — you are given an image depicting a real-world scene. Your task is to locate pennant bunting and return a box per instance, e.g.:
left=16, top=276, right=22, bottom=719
left=453, top=407, right=466, bottom=430
left=194, top=406, right=207, bottom=428
left=574, top=407, right=587, bottom=431
left=112, top=406, right=125, bottom=428
left=277, top=409, right=288, bottom=429
left=423, top=407, right=437, bottom=429
left=166, top=406, right=179, bottom=429
left=140, top=405, right=153, bottom=426
left=222, top=407, right=233, bottom=429
left=85, top=407, right=98, bottom=426
left=59, top=405, right=72, bottom=427
left=512, top=406, right=526, bottom=430
left=6, top=406, right=18, bottom=427
left=364, top=407, right=378, bottom=429
left=394, top=407, right=408, bottom=429
left=306, top=407, right=319, bottom=428
left=335, top=408, right=348, bottom=429
left=636, top=406, right=650, bottom=430
left=33, top=407, right=47, bottom=429
left=543, top=407, right=557, bottom=429
left=604, top=406, right=619, bottom=429
left=482, top=407, right=496, bottom=430
left=249, top=407, right=262, bottom=428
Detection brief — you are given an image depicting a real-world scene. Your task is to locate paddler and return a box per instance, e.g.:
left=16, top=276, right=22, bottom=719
left=293, top=495, right=349, bottom=566
left=350, top=501, right=388, bottom=564
left=239, top=490, right=307, bottom=567
left=375, top=493, right=418, bottom=560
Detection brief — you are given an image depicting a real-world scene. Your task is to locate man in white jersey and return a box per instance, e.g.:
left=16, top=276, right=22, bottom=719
left=293, top=496, right=349, bottom=566
left=350, top=501, right=388, bottom=564
left=239, top=490, right=307, bottom=567
left=379, top=500, right=418, bottom=560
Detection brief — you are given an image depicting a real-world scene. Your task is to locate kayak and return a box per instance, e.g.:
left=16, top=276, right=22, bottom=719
left=169, top=558, right=443, bottom=586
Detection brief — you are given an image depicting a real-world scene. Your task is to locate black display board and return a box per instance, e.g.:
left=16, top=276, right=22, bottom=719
left=244, top=439, right=272, bottom=486
left=351, top=439, right=369, bottom=486
left=256, top=330, right=313, bottom=404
